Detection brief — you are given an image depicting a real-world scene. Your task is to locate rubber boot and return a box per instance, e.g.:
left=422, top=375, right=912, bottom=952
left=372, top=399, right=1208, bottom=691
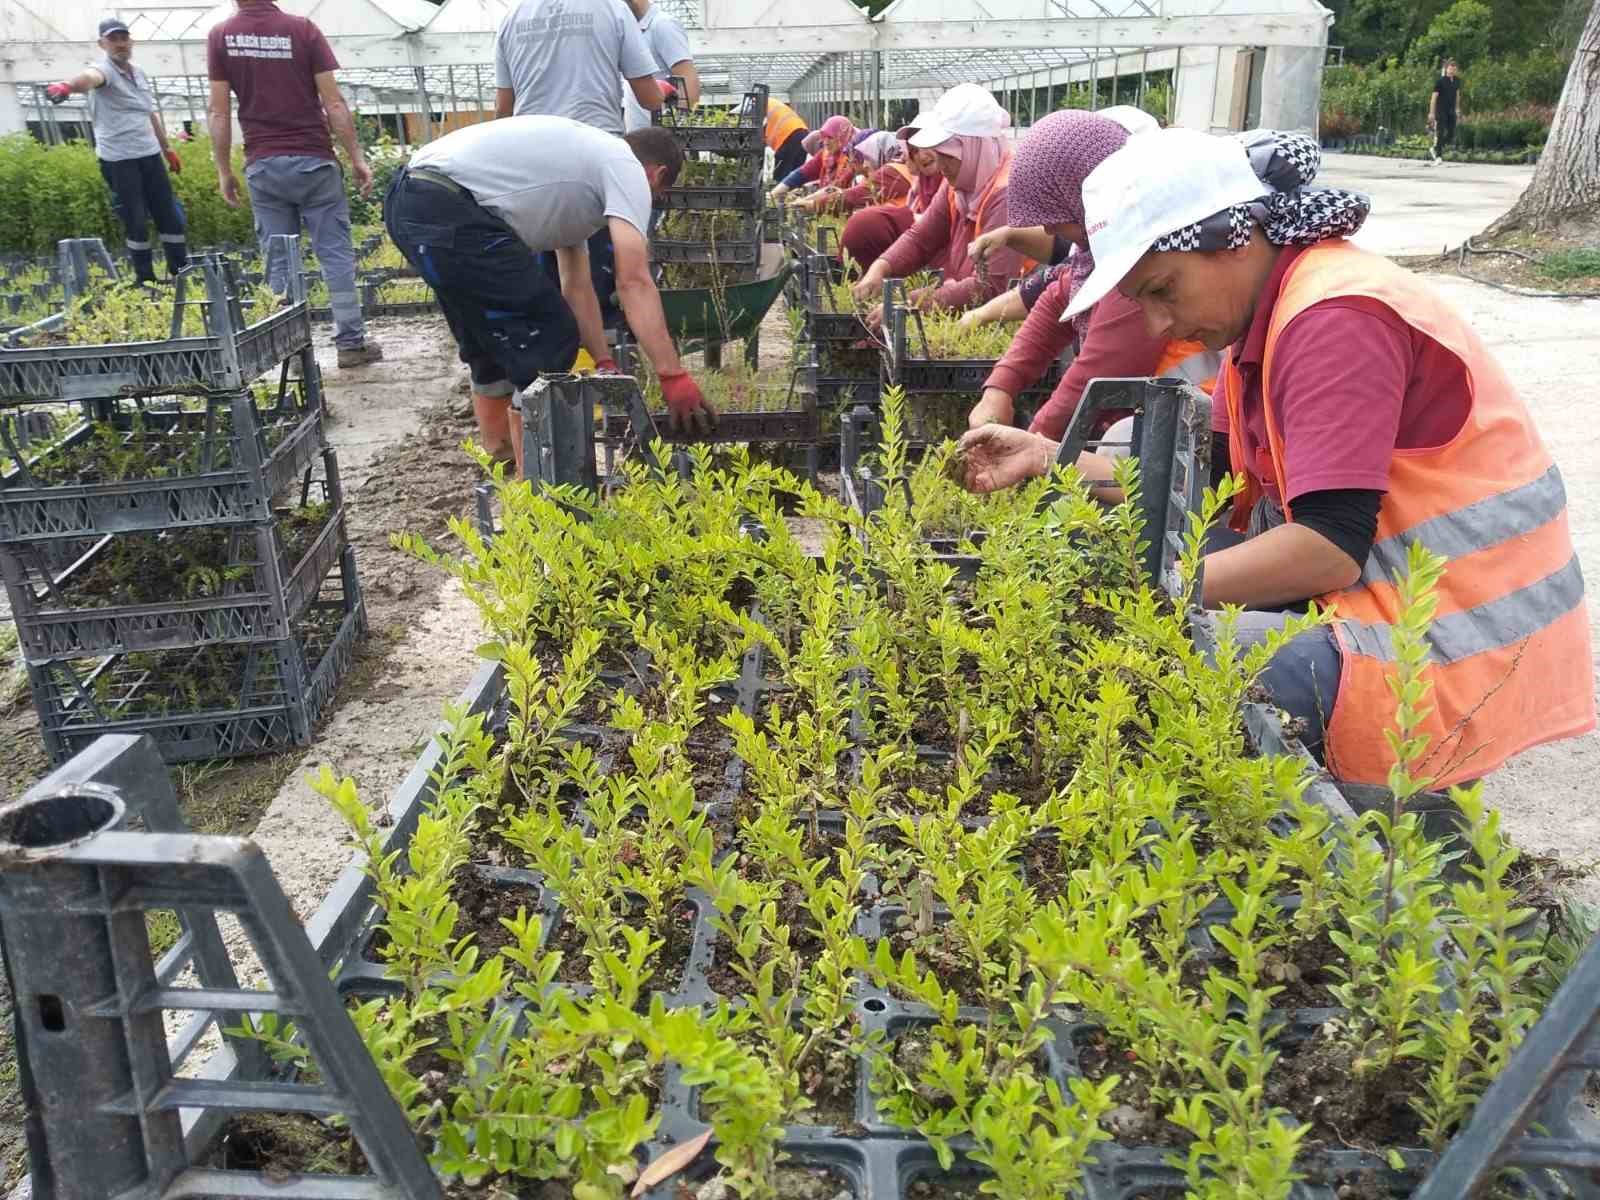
left=162, top=239, right=188, bottom=278
left=472, top=391, right=514, bottom=466
left=129, top=246, right=157, bottom=285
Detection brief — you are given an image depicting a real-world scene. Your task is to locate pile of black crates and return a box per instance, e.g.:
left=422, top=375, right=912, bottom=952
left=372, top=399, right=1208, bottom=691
left=0, top=236, right=365, bottom=765
left=652, top=84, right=770, bottom=285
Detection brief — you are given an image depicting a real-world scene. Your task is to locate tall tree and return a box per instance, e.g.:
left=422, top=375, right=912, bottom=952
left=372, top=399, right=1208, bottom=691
left=1489, top=0, right=1600, bottom=232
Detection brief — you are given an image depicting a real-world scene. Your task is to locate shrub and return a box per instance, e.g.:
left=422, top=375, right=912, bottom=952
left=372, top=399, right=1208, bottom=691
left=1320, top=109, right=1363, bottom=141
left=1406, top=0, right=1493, bottom=69
left=1319, top=52, right=1566, bottom=139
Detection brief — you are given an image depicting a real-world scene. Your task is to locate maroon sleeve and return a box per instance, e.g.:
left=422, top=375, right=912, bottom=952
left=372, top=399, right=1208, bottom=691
left=304, top=19, right=340, bottom=74
left=1271, top=298, right=1412, bottom=501
left=1027, top=289, right=1169, bottom=439
left=985, top=273, right=1073, bottom=398
left=206, top=28, right=228, bottom=82
left=1211, top=372, right=1229, bottom=434
left=801, top=156, right=822, bottom=183
left=878, top=192, right=952, bottom=280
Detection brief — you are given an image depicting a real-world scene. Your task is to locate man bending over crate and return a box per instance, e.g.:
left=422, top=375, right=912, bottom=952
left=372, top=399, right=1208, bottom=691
left=384, top=116, right=715, bottom=475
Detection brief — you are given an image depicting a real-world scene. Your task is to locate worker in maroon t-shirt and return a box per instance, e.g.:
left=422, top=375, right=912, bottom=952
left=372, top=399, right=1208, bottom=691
left=207, top=0, right=381, bottom=367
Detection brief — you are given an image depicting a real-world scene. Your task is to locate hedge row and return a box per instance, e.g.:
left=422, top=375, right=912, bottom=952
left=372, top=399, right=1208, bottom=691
left=1320, top=51, right=1566, bottom=138
left=0, top=133, right=408, bottom=256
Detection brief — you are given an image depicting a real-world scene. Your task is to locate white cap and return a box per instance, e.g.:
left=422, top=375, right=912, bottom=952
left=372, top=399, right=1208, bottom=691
left=1062, top=126, right=1266, bottom=322
left=1097, top=105, right=1160, bottom=137
left=897, top=83, right=1009, bottom=149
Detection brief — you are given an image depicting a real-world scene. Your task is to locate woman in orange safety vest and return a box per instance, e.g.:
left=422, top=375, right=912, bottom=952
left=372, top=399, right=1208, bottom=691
left=953, top=126, right=1594, bottom=785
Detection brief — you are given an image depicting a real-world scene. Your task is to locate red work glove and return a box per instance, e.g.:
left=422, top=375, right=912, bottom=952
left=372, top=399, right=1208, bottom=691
left=163, top=148, right=182, bottom=174
left=658, top=371, right=716, bottom=435
left=660, top=80, right=679, bottom=105
left=46, top=82, right=73, bottom=105
left=592, top=356, right=621, bottom=375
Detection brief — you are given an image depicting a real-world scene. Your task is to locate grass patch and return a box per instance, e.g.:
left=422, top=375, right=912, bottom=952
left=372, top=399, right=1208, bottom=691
left=1533, top=248, right=1600, bottom=282
left=146, top=909, right=183, bottom=958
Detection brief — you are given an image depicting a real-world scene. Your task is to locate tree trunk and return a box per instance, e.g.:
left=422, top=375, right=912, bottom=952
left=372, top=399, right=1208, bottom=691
left=1488, top=0, right=1600, bottom=233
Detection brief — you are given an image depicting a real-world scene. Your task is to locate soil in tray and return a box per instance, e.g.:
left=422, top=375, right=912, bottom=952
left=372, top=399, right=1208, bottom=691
left=1180, top=926, right=1344, bottom=1011
left=453, top=869, right=543, bottom=958
left=886, top=757, right=1042, bottom=820
left=546, top=899, right=696, bottom=1000
left=695, top=1044, right=859, bottom=1130
left=905, top=1176, right=990, bottom=1200
left=1262, top=1030, right=1428, bottom=1154
left=671, top=1164, right=857, bottom=1200
left=1072, top=1028, right=1192, bottom=1150
left=204, top=1111, right=368, bottom=1176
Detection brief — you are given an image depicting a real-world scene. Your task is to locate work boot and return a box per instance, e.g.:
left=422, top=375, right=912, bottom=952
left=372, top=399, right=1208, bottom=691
left=336, top=341, right=384, bottom=369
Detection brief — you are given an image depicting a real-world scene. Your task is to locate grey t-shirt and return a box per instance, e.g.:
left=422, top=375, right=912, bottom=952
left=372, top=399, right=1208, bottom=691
left=86, top=53, right=161, bottom=162
left=494, top=0, right=656, bottom=134
left=408, top=116, right=653, bottom=253
left=622, top=4, right=693, bottom=133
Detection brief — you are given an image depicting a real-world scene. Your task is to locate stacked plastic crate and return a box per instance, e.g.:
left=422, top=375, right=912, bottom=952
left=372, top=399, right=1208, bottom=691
left=0, top=236, right=365, bottom=765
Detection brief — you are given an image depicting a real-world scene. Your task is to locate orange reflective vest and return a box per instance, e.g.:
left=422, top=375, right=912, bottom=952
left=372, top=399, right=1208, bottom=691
left=1156, top=340, right=1220, bottom=393
left=765, top=101, right=806, bottom=152
left=1222, top=239, right=1594, bottom=786
left=947, top=152, right=1037, bottom=275
left=879, top=161, right=915, bottom=208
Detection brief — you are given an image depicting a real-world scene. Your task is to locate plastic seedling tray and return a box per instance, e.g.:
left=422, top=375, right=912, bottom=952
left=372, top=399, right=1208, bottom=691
left=0, top=373, right=324, bottom=542
left=0, top=246, right=312, bottom=403
left=27, top=545, right=364, bottom=765
left=2, top=447, right=348, bottom=663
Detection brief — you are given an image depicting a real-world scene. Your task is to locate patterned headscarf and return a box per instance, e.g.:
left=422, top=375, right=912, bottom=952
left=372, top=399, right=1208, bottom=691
left=819, top=115, right=856, bottom=147
left=1006, top=111, right=1142, bottom=339
left=1150, top=131, right=1369, bottom=253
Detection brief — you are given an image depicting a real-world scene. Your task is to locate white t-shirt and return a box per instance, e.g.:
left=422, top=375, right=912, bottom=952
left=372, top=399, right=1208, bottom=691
left=408, top=115, right=653, bottom=253
left=494, top=0, right=656, bottom=134
left=622, top=4, right=693, bottom=134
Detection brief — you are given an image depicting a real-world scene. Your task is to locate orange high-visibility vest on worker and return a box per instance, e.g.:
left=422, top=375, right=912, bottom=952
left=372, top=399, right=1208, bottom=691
left=947, top=151, right=1038, bottom=274
left=1156, top=341, right=1220, bottom=392
left=764, top=100, right=806, bottom=153
left=879, top=161, right=915, bottom=208
left=1222, top=239, right=1594, bottom=787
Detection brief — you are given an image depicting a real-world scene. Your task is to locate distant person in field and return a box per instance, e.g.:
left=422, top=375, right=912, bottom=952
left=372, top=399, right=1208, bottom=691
left=1428, top=58, right=1463, bottom=164
left=46, top=17, right=188, bottom=284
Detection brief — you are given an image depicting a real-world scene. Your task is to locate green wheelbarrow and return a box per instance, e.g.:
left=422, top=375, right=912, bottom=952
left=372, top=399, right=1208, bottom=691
left=655, top=244, right=793, bottom=369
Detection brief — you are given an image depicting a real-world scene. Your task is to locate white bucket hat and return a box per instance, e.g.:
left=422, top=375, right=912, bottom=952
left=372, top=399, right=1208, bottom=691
left=1062, top=127, right=1267, bottom=322
left=896, top=83, right=1009, bottom=149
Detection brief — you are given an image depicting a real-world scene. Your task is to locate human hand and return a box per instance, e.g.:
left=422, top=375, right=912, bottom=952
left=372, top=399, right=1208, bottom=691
left=46, top=82, right=73, bottom=105
left=592, top=357, right=622, bottom=375
left=907, top=285, right=936, bottom=312
left=954, top=424, right=1054, bottom=493
left=659, top=371, right=717, bottom=434
left=864, top=303, right=884, bottom=333
left=969, top=226, right=1008, bottom=273
left=163, top=148, right=182, bottom=173
left=352, top=158, right=374, bottom=199
left=851, top=270, right=883, bottom=304
left=219, top=170, right=241, bottom=208
left=966, top=389, right=1015, bottom=431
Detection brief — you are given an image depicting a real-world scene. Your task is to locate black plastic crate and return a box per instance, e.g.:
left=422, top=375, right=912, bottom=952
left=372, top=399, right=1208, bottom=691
left=2, top=447, right=347, bottom=664
left=26, top=545, right=365, bottom=765
left=652, top=211, right=765, bottom=266
left=661, top=152, right=766, bottom=212
left=653, top=84, right=768, bottom=157
left=0, top=374, right=324, bottom=543
left=0, top=251, right=312, bottom=403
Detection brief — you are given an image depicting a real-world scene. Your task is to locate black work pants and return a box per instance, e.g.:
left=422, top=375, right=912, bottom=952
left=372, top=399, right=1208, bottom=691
left=773, top=127, right=808, bottom=180
left=383, top=170, right=578, bottom=395
left=1435, top=114, right=1456, bottom=156
left=99, top=153, right=187, bottom=282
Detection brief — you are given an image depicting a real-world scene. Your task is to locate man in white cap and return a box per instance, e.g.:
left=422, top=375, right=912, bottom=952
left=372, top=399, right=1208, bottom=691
left=46, top=17, right=188, bottom=284
left=952, top=125, right=1594, bottom=789
left=849, top=83, right=1027, bottom=318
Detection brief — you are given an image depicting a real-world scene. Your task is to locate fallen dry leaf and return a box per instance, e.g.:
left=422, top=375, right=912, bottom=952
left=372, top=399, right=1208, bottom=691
left=632, top=1129, right=712, bottom=1198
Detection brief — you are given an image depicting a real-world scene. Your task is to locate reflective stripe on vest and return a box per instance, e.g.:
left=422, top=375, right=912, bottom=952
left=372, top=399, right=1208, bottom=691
left=880, top=162, right=914, bottom=208
left=1231, top=239, right=1595, bottom=786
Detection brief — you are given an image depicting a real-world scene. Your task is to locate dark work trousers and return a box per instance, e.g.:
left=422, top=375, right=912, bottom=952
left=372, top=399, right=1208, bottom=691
left=98, top=153, right=187, bottom=283
left=541, top=227, right=622, bottom=331
left=773, top=127, right=808, bottom=180
left=1435, top=113, right=1457, bottom=157
left=383, top=170, right=578, bottom=396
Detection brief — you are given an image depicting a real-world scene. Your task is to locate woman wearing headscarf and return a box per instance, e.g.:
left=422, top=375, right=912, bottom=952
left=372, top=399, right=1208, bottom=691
left=791, top=131, right=915, bottom=215
left=955, top=126, right=1594, bottom=785
left=968, top=118, right=1311, bottom=440
left=836, top=132, right=944, bottom=270
left=814, top=115, right=859, bottom=190
left=849, top=84, right=1025, bottom=319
